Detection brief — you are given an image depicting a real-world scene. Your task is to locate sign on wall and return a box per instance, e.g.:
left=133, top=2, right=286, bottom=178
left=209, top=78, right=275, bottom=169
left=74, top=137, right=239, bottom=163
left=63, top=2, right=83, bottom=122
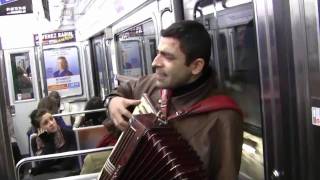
left=0, top=0, right=32, bottom=16
left=34, top=30, right=76, bottom=46
left=43, top=46, right=83, bottom=98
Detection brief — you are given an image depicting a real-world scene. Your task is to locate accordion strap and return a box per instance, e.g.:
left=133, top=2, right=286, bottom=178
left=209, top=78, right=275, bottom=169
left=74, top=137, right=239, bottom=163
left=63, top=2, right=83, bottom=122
left=160, top=89, right=242, bottom=121
left=159, top=89, right=172, bottom=121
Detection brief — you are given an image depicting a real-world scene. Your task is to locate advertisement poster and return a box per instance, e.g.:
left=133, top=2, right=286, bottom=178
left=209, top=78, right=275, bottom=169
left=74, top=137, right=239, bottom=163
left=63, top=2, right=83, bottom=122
left=43, top=47, right=82, bottom=97
left=0, top=0, right=32, bottom=16
left=120, top=40, right=142, bottom=77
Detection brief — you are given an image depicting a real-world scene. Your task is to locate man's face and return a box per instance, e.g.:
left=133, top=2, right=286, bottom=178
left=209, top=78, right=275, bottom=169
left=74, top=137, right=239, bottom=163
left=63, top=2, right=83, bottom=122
left=152, top=37, right=194, bottom=88
left=40, top=113, right=58, bottom=133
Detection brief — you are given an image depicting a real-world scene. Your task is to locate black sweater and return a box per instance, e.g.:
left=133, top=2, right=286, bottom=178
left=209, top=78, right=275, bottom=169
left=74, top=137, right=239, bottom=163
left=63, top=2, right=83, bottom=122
left=31, top=128, right=78, bottom=175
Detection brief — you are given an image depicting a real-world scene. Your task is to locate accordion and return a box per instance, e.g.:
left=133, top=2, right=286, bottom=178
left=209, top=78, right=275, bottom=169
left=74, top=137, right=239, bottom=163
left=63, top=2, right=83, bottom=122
left=98, top=94, right=206, bottom=180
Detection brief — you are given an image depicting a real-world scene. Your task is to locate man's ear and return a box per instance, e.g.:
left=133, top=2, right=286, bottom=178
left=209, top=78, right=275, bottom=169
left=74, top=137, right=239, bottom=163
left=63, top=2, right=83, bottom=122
left=190, top=58, right=205, bottom=75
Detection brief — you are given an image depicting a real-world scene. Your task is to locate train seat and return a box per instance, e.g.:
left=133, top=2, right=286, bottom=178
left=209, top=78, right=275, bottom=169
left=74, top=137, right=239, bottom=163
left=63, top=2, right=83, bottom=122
left=73, top=125, right=107, bottom=150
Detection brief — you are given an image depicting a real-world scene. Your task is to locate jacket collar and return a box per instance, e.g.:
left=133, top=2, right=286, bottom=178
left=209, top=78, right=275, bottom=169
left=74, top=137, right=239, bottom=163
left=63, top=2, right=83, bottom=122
left=169, top=69, right=217, bottom=115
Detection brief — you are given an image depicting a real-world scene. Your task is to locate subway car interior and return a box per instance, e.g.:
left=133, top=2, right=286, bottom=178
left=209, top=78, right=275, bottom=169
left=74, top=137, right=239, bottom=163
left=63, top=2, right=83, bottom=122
left=0, top=0, right=319, bottom=179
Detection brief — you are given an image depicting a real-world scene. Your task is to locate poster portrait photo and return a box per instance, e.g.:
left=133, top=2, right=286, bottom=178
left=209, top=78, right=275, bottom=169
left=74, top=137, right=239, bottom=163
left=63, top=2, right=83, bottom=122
left=43, top=47, right=82, bottom=97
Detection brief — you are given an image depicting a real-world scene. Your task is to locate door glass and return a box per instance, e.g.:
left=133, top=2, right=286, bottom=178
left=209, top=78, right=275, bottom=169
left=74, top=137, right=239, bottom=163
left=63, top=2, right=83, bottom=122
left=218, top=33, right=230, bottom=81
left=149, top=38, right=157, bottom=73
left=229, top=23, right=264, bottom=180
left=94, top=41, right=108, bottom=97
left=105, top=42, right=115, bottom=90
left=10, top=52, right=34, bottom=101
left=119, top=40, right=143, bottom=77
left=232, top=23, right=261, bottom=128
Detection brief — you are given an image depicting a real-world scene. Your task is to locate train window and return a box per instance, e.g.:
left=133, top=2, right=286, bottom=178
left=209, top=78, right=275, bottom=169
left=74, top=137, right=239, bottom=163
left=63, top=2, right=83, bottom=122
left=42, top=46, right=83, bottom=98
left=149, top=39, right=157, bottom=73
left=231, top=23, right=261, bottom=129
left=218, top=32, right=230, bottom=81
left=119, top=40, right=143, bottom=77
left=105, top=41, right=115, bottom=90
left=116, top=20, right=156, bottom=77
left=227, top=23, right=263, bottom=180
left=94, top=42, right=108, bottom=97
left=10, top=52, right=34, bottom=101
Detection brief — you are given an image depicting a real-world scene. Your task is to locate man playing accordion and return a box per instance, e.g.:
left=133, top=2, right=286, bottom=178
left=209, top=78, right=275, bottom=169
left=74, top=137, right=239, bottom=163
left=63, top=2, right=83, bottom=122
left=106, top=20, right=243, bottom=180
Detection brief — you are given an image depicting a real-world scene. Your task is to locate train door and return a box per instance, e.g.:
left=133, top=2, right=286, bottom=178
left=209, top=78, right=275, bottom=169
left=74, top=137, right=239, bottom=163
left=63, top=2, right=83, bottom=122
left=91, top=35, right=112, bottom=98
left=3, top=47, right=39, bottom=154
left=0, top=39, right=16, bottom=179
left=105, top=40, right=115, bottom=89
left=81, top=41, right=95, bottom=98
left=195, top=2, right=264, bottom=179
left=291, top=0, right=320, bottom=179
left=115, top=20, right=157, bottom=77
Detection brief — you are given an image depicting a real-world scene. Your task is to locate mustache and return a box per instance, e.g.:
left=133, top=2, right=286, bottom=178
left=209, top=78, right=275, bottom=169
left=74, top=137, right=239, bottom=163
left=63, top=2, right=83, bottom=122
left=155, top=70, right=167, bottom=76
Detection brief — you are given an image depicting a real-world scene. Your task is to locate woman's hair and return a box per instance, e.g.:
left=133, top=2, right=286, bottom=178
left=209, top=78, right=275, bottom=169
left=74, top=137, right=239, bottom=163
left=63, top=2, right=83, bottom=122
left=29, top=109, right=38, bottom=128
left=33, top=108, right=50, bottom=128
left=48, top=91, right=61, bottom=108
left=37, top=96, right=59, bottom=114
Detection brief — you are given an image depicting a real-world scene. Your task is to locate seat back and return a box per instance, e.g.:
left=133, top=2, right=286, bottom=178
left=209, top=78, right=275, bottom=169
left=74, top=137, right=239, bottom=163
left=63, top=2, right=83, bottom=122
left=73, top=125, right=107, bottom=150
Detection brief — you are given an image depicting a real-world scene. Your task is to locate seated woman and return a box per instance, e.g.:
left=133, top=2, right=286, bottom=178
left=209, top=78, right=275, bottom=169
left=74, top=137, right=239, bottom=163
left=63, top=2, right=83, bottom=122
left=30, top=108, right=78, bottom=175
left=38, top=96, right=70, bottom=129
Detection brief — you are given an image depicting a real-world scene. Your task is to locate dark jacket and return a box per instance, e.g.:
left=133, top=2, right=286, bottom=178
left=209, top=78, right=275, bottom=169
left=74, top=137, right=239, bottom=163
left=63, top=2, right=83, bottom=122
left=31, top=127, right=77, bottom=175
left=109, top=73, right=243, bottom=180
left=53, top=69, right=73, bottom=77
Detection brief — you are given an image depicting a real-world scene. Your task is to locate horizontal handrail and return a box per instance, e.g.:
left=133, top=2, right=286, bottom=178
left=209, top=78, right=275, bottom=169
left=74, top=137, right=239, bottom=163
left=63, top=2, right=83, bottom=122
left=73, top=124, right=104, bottom=131
left=51, top=173, right=100, bottom=180
left=16, top=146, right=114, bottom=180
left=116, top=74, right=139, bottom=83
left=53, top=108, right=106, bottom=117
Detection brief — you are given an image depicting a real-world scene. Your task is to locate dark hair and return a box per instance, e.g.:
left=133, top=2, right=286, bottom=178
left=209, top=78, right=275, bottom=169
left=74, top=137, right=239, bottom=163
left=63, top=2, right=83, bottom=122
left=16, top=66, right=26, bottom=76
left=34, top=108, right=50, bottom=128
left=83, top=97, right=106, bottom=125
left=161, top=20, right=211, bottom=69
left=37, top=96, right=59, bottom=114
left=29, top=109, right=38, bottom=128
left=48, top=91, right=61, bottom=108
left=57, top=56, right=69, bottom=69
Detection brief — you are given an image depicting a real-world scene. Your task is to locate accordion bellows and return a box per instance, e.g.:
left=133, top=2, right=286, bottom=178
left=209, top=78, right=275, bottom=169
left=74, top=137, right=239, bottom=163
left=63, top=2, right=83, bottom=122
left=98, top=95, right=206, bottom=180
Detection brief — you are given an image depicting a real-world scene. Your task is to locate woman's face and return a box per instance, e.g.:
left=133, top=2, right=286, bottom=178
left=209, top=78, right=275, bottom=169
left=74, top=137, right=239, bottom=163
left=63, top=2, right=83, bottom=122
left=40, top=112, right=58, bottom=133
left=57, top=58, right=66, bottom=70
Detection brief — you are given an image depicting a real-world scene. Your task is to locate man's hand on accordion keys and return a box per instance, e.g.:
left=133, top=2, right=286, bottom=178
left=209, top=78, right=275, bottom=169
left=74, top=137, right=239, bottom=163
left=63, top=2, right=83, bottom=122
left=108, top=96, right=141, bottom=131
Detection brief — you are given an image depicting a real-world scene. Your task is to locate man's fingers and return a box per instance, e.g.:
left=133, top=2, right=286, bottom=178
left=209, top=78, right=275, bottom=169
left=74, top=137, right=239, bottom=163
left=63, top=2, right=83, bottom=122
left=117, top=121, right=129, bottom=131
left=121, top=108, right=132, bottom=119
left=107, top=97, right=140, bottom=131
left=124, top=99, right=141, bottom=106
left=113, top=114, right=129, bottom=131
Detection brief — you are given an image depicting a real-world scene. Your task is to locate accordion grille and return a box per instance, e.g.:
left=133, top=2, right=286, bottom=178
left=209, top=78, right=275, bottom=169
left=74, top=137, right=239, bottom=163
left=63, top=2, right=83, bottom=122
left=98, top=94, right=206, bottom=179
left=109, top=127, right=135, bottom=164
left=118, top=126, right=206, bottom=180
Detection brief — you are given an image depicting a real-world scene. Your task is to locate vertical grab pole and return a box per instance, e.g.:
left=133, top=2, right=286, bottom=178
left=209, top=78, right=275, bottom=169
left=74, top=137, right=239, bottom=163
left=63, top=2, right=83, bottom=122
left=0, top=37, right=16, bottom=180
